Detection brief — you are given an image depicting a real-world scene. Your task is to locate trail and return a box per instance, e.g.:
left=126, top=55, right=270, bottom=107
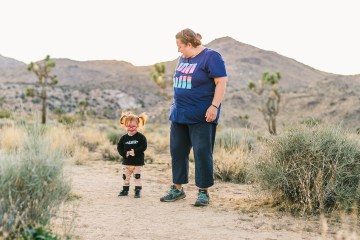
left=55, top=160, right=320, bottom=240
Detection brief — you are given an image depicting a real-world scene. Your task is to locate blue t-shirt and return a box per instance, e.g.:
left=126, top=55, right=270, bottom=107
left=170, top=48, right=227, bottom=124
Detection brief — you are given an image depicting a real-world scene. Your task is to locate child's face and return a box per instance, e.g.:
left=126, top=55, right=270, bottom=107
left=126, top=120, right=138, bottom=135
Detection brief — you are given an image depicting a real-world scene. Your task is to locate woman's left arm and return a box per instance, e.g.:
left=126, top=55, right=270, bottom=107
left=205, top=76, right=227, bottom=122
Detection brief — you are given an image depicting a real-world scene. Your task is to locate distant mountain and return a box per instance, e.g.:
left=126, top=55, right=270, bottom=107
left=0, top=37, right=359, bottom=131
left=206, top=37, right=332, bottom=90
left=0, top=55, right=25, bottom=68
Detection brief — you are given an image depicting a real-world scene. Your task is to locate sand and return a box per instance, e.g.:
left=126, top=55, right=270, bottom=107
left=50, top=157, right=327, bottom=240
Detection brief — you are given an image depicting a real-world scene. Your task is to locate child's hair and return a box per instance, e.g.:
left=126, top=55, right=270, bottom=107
left=119, top=112, right=148, bottom=127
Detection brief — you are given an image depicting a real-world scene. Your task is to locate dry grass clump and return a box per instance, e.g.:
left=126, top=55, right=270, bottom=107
left=44, top=125, right=78, bottom=157
left=253, top=124, right=360, bottom=214
left=213, top=128, right=255, bottom=183
left=98, top=141, right=120, bottom=161
left=0, top=125, right=27, bottom=153
left=144, top=124, right=170, bottom=154
left=214, top=148, right=249, bottom=183
left=69, top=145, right=89, bottom=165
left=215, top=127, right=256, bottom=152
left=74, top=125, right=108, bottom=152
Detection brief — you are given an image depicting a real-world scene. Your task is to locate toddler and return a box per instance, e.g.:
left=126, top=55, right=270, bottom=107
left=117, top=112, right=148, bottom=198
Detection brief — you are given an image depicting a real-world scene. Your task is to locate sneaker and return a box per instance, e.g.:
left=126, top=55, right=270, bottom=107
left=118, top=190, right=128, bottom=196
left=194, top=192, right=210, bottom=206
left=160, top=185, right=186, bottom=202
left=134, top=189, right=141, bottom=198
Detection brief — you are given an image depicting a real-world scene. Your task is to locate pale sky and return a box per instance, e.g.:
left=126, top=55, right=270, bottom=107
left=0, top=0, right=359, bottom=75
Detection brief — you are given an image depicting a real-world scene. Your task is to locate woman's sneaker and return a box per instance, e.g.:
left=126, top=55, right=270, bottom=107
left=160, top=185, right=186, bottom=202
left=194, top=192, right=210, bottom=206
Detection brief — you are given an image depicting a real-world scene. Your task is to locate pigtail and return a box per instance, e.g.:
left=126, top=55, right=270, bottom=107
left=119, top=112, right=130, bottom=126
left=138, top=112, right=148, bottom=127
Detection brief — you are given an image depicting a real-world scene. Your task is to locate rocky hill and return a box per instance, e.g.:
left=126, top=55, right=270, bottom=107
left=0, top=37, right=359, bottom=132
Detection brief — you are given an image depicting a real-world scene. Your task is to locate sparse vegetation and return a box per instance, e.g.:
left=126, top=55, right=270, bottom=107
left=1, top=116, right=359, bottom=238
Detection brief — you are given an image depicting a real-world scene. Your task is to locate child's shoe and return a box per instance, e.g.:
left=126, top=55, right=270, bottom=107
left=134, top=189, right=141, bottom=198
left=118, top=186, right=129, bottom=196
left=118, top=189, right=128, bottom=196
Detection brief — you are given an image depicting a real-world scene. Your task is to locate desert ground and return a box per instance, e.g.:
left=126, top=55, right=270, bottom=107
left=52, top=155, right=330, bottom=240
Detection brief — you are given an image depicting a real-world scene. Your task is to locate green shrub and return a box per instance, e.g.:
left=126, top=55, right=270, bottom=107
left=58, top=115, right=76, bottom=125
left=0, top=124, right=70, bottom=238
left=300, top=117, right=322, bottom=127
left=254, top=124, right=360, bottom=214
left=0, top=109, right=11, bottom=119
left=107, top=131, right=120, bottom=145
left=23, top=226, right=59, bottom=240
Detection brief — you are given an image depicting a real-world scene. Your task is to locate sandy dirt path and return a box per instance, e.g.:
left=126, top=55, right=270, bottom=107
left=57, top=159, right=321, bottom=240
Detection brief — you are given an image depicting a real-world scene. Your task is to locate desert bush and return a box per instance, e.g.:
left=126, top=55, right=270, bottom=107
left=0, top=123, right=70, bottom=238
left=58, top=115, right=76, bottom=125
left=0, top=109, right=11, bottom=119
left=254, top=124, right=360, bottom=214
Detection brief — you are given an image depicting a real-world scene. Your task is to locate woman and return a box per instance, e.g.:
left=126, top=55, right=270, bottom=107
left=160, top=28, right=227, bottom=206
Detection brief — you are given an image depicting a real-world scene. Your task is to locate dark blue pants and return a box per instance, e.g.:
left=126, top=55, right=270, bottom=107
left=170, top=122, right=216, bottom=188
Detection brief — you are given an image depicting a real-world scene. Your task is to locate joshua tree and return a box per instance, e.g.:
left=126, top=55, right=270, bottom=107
left=248, top=71, right=281, bottom=135
left=151, top=63, right=170, bottom=99
left=27, top=55, right=58, bottom=124
left=77, top=100, right=89, bottom=120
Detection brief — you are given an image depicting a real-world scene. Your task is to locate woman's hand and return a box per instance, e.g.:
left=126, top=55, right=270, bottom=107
left=205, top=105, right=218, bottom=122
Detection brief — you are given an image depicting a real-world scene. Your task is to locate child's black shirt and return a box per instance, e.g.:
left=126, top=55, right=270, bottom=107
left=117, top=132, right=147, bottom=166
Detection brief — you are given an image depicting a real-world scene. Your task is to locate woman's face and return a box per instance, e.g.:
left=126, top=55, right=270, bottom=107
left=176, top=39, right=192, bottom=58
